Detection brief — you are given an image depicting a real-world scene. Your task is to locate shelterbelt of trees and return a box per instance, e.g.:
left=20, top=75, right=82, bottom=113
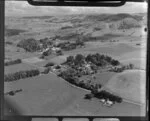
left=64, top=53, right=120, bottom=67
left=4, top=69, right=40, bottom=82
left=5, top=59, right=22, bottom=66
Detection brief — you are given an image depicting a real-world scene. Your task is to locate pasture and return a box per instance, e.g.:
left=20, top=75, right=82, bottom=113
left=105, top=70, right=146, bottom=105
left=4, top=72, right=145, bottom=116
left=5, top=63, right=37, bottom=74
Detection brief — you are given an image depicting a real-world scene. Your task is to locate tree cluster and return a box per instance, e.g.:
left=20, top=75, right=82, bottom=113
left=39, top=38, right=53, bottom=49
left=58, top=68, right=101, bottom=91
left=42, top=49, right=52, bottom=56
left=94, top=90, right=122, bottom=103
left=17, top=38, right=40, bottom=52
left=4, top=69, right=40, bottom=82
left=5, top=59, right=22, bottom=66
left=109, top=63, right=134, bottom=72
left=44, top=62, right=55, bottom=67
left=56, top=40, right=84, bottom=51
left=65, top=53, right=120, bottom=67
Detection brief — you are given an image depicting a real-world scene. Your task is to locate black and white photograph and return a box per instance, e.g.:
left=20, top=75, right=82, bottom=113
left=3, top=0, right=147, bottom=117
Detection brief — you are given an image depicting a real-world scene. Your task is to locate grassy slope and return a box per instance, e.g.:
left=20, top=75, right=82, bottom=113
left=5, top=72, right=145, bottom=116
left=105, top=70, right=146, bottom=105
left=4, top=74, right=87, bottom=115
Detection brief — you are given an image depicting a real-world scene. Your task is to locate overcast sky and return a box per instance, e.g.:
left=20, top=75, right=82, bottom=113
left=5, top=1, right=147, bottom=16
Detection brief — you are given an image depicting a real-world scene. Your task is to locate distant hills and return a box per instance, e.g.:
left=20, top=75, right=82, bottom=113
left=20, top=13, right=146, bottom=22
left=84, top=13, right=144, bottom=22
left=5, top=13, right=146, bottom=38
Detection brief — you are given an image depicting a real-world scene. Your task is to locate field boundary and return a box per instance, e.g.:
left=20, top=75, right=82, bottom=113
left=50, top=72, right=91, bottom=93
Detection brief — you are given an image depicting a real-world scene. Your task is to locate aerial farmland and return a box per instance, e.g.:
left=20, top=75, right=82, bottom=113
left=4, top=1, right=147, bottom=117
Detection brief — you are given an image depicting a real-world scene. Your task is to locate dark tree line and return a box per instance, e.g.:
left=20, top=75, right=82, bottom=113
left=65, top=53, right=120, bottom=67
left=55, top=40, right=84, bottom=51
left=44, top=62, right=55, bottom=67
left=5, top=59, right=22, bottom=66
left=5, top=69, right=40, bottom=82
left=94, top=90, right=122, bottom=103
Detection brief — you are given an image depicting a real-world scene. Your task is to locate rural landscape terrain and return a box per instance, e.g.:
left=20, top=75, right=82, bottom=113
left=4, top=11, right=147, bottom=116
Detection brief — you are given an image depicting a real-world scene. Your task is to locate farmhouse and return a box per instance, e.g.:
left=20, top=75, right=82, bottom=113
left=105, top=100, right=114, bottom=107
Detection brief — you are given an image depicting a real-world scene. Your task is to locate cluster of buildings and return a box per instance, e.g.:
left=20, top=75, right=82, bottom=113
left=39, top=40, right=63, bottom=56
left=100, top=98, right=114, bottom=107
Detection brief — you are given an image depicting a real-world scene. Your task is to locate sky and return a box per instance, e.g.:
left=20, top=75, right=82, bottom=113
left=5, top=1, right=148, bottom=16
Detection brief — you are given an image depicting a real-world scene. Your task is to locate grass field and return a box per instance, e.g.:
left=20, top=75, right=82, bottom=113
left=105, top=70, right=146, bottom=105
left=4, top=74, right=87, bottom=115
left=80, top=72, right=115, bottom=86
left=64, top=43, right=138, bottom=59
left=94, top=72, right=116, bottom=86
left=4, top=72, right=145, bottom=116
left=121, top=58, right=146, bottom=70
left=5, top=63, right=37, bottom=74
